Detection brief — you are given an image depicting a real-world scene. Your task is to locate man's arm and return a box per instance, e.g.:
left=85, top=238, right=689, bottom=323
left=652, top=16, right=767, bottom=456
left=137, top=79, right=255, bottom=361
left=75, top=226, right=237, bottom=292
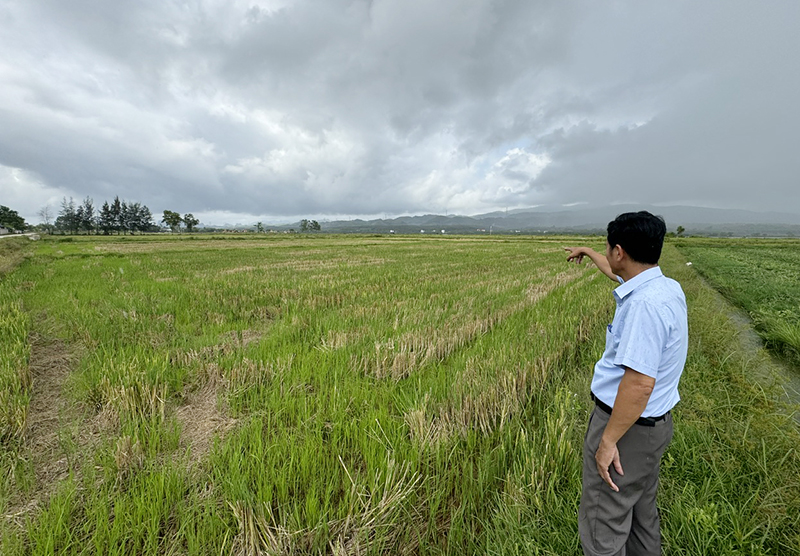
left=564, top=247, right=618, bottom=281
left=595, top=367, right=656, bottom=492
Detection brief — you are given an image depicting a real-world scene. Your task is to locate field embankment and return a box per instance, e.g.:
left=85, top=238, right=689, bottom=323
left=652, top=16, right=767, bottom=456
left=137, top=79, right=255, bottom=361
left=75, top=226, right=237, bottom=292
left=676, top=238, right=800, bottom=366
left=0, top=234, right=798, bottom=555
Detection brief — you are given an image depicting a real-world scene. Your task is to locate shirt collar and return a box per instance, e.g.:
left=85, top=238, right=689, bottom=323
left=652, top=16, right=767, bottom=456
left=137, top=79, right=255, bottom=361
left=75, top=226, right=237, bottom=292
left=613, top=266, right=663, bottom=301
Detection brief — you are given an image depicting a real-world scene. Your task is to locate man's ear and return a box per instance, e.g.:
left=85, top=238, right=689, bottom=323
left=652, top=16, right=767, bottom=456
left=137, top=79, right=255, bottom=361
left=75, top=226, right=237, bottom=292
left=611, top=244, right=626, bottom=263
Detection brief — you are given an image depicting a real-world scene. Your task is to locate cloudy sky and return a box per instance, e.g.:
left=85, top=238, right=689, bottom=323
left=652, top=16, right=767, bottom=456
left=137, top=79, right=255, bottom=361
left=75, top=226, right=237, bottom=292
left=1, top=1, right=798, bottom=226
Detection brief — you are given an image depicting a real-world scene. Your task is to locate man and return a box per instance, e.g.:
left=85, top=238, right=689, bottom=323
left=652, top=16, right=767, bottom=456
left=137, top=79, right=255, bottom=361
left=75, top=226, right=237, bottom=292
left=564, top=211, right=688, bottom=556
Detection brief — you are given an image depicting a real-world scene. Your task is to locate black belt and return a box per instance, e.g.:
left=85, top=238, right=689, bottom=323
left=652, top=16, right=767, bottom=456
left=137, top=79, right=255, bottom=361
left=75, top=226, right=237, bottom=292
left=591, top=392, right=668, bottom=427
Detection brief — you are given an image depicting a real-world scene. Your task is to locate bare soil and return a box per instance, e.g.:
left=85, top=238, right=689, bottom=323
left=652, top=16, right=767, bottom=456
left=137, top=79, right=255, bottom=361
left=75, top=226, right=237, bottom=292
left=3, top=334, right=94, bottom=523
left=175, top=382, right=236, bottom=464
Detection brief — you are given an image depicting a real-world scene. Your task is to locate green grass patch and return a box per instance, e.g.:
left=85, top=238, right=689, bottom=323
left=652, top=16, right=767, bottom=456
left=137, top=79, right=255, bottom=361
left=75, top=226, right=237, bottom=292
left=676, top=237, right=800, bottom=364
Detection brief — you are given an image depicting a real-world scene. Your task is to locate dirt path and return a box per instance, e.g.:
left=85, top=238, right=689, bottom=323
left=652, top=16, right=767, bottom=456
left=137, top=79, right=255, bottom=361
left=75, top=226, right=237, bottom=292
left=4, top=328, right=240, bottom=526
left=25, top=333, right=79, bottom=479
left=4, top=333, right=94, bottom=522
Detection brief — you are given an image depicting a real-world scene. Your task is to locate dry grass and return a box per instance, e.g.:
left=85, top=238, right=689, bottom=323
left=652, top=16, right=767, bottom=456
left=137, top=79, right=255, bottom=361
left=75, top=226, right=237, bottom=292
left=98, top=377, right=167, bottom=427
left=355, top=270, right=581, bottom=381
left=89, top=239, right=283, bottom=254
left=228, top=457, right=421, bottom=556
left=195, top=255, right=388, bottom=279
left=114, top=434, right=144, bottom=483
left=170, top=329, right=266, bottom=370
left=405, top=354, right=554, bottom=448
left=356, top=317, right=513, bottom=381
left=317, top=329, right=361, bottom=352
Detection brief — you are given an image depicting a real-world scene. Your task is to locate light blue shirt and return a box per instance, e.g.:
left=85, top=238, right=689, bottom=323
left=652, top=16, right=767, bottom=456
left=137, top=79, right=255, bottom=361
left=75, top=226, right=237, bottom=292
left=591, top=266, right=688, bottom=418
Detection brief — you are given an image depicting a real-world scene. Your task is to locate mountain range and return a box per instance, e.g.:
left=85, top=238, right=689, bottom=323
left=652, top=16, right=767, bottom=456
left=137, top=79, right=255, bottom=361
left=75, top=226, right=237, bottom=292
left=301, top=205, right=800, bottom=236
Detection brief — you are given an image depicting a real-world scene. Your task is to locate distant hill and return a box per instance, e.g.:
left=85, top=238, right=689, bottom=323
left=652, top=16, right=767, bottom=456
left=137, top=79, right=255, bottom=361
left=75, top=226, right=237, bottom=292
left=470, top=204, right=800, bottom=226
left=268, top=205, right=800, bottom=236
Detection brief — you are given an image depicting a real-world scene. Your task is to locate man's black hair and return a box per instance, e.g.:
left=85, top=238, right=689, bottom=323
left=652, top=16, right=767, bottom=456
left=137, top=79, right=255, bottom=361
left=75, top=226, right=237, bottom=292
left=606, top=211, right=666, bottom=265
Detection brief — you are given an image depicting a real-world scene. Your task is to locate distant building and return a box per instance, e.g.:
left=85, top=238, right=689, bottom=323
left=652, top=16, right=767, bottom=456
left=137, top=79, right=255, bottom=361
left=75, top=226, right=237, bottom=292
left=0, top=226, right=9, bottom=235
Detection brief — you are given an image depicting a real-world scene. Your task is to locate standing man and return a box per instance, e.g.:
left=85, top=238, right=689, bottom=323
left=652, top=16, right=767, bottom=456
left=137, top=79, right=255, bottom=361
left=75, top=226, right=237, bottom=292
left=564, top=211, right=688, bottom=556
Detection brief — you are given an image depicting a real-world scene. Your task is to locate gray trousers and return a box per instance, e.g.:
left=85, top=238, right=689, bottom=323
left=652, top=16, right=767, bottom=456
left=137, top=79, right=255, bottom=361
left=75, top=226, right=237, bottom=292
left=579, top=407, right=673, bottom=556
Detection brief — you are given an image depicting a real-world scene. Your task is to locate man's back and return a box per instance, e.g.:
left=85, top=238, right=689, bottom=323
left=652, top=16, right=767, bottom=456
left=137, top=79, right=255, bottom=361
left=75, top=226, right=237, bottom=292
left=566, top=211, right=687, bottom=556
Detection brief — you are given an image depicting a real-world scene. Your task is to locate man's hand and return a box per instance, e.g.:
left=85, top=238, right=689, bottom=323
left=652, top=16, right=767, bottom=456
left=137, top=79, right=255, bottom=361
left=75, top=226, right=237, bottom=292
left=563, top=246, right=618, bottom=281
left=596, top=438, right=624, bottom=492
left=564, top=246, right=587, bottom=264
left=595, top=368, right=655, bottom=492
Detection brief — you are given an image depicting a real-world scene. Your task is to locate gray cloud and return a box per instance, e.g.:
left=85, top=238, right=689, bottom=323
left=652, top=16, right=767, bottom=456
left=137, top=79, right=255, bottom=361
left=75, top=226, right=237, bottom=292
left=1, top=0, right=798, bottom=225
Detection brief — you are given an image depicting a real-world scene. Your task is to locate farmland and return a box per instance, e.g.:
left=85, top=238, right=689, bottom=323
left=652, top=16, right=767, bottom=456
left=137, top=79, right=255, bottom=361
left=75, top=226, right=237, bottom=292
left=676, top=238, right=800, bottom=365
left=1, top=234, right=799, bottom=555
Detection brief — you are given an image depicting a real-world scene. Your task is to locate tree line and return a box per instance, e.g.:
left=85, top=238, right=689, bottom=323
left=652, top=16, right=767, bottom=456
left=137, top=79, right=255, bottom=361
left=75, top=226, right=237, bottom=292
left=3, top=200, right=320, bottom=236
left=46, top=196, right=156, bottom=235
left=37, top=198, right=203, bottom=235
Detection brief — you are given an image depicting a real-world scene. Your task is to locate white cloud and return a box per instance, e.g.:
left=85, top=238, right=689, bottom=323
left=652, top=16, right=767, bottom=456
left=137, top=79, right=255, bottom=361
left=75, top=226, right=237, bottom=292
left=486, top=148, right=551, bottom=193
left=1, top=0, right=799, bottom=225
left=0, top=165, right=72, bottom=222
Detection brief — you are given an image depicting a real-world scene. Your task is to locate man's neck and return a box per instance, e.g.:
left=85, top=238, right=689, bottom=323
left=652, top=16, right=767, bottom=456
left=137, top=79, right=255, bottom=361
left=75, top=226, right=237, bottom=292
left=618, top=263, right=658, bottom=283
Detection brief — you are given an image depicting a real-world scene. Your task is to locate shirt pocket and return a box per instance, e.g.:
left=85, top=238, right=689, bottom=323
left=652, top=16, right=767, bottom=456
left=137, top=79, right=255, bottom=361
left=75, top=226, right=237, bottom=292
left=605, top=323, right=620, bottom=353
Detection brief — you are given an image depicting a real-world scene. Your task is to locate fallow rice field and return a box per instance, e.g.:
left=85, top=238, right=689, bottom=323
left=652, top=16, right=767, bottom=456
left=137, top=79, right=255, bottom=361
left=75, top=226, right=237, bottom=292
left=1, top=234, right=799, bottom=555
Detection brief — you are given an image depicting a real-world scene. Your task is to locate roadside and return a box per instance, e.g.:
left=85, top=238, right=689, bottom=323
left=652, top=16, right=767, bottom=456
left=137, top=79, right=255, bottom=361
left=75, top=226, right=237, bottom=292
left=0, top=233, right=40, bottom=240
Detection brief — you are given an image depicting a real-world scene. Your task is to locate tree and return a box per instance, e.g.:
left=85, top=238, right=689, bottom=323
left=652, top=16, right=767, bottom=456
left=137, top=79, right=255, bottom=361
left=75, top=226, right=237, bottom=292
left=183, top=213, right=199, bottom=233
left=118, top=200, right=131, bottom=234
left=98, top=201, right=115, bottom=235
left=120, top=202, right=134, bottom=234
left=256, top=221, right=264, bottom=234
left=0, top=205, right=26, bottom=232
left=676, top=225, right=685, bottom=237
left=75, top=203, right=85, bottom=233
left=111, top=196, right=123, bottom=234
left=55, top=197, right=79, bottom=234
left=37, top=205, right=54, bottom=234
left=79, top=197, right=95, bottom=234
left=162, top=210, right=183, bottom=233
left=134, top=204, right=154, bottom=233
left=299, top=219, right=320, bottom=232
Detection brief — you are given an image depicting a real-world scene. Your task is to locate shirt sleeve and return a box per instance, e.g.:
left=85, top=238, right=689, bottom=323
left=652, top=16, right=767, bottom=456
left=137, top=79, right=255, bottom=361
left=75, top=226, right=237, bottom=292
left=612, top=300, right=666, bottom=378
